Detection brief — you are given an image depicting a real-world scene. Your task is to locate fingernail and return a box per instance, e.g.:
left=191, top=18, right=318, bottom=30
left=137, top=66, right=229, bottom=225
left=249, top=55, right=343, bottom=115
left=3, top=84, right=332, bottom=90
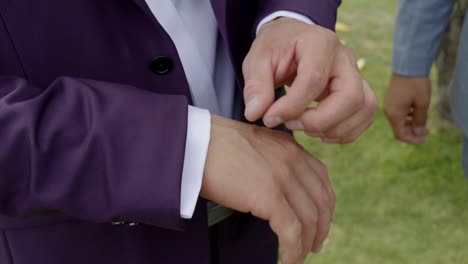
left=414, top=126, right=429, bottom=137
left=285, top=120, right=304, bottom=130
left=321, top=137, right=340, bottom=144
left=244, top=96, right=260, bottom=120
left=264, top=116, right=284, bottom=128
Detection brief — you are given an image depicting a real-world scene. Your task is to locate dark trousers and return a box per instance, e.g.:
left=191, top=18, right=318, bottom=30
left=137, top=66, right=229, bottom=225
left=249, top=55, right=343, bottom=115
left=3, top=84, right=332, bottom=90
left=209, top=213, right=278, bottom=264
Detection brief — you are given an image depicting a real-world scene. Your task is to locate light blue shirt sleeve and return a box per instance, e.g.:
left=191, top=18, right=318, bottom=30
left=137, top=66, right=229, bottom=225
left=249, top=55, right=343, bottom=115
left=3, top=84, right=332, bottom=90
left=392, top=0, right=457, bottom=77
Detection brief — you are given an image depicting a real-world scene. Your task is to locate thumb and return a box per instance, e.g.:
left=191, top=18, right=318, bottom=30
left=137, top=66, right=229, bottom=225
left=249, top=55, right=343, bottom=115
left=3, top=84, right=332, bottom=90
left=242, top=53, right=275, bottom=122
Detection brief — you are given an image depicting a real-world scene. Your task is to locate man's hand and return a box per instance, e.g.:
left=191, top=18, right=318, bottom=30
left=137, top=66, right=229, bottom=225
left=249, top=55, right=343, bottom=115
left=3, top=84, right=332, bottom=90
left=201, top=115, right=335, bottom=264
left=242, top=18, right=377, bottom=144
left=384, top=74, right=431, bottom=144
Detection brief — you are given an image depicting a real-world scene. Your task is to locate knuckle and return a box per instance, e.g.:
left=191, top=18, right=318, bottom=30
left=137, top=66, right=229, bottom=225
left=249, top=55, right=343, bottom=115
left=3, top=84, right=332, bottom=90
left=242, top=45, right=271, bottom=72
left=321, top=28, right=339, bottom=44
left=350, top=89, right=366, bottom=109
left=243, top=81, right=257, bottom=97
left=345, top=47, right=358, bottom=62
left=316, top=191, right=331, bottom=211
left=280, top=105, right=305, bottom=120
left=340, top=136, right=358, bottom=144
left=276, top=162, right=293, bottom=181
left=280, top=139, right=301, bottom=155
left=368, top=96, right=379, bottom=113
left=304, top=120, right=324, bottom=133
left=289, top=143, right=304, bottom=157
left=366, top=91, right=379, bottom=112
left=241, top=52, right=254, bottom=75
left=308, top=69, right=326, bottom=85
left=316, top=161, right=328, bottom=177
left=325, top=128, right=345, bottom=139
left=289, top=218, right=303, bottom=240
left=304, top=207, right=319, bottom=224
left=277, top=130, right=296, bottom=142
left=269, top=188, right=284, bottom=208
left=253, top=186, right=282, bottom=218
left=248, top=201, right=266, bottom=219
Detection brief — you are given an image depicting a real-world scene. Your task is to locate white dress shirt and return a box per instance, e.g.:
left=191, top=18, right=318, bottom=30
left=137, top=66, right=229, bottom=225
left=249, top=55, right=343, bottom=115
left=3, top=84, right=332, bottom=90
left=144, top=0, right=314, bottom=219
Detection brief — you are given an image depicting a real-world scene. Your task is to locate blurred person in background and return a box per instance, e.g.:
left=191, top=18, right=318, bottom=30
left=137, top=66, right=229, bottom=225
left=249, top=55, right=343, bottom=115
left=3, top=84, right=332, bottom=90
left=385, top=0, right=468, bottom=175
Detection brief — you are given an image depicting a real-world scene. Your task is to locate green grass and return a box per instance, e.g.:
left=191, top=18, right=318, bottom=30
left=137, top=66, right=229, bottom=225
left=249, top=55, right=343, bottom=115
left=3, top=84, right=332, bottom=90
left=296, top=1, right=468, bottom=263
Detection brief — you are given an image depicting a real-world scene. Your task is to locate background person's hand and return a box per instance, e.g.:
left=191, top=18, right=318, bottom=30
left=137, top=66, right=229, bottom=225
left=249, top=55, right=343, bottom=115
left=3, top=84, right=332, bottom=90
left=242, top=18, right=378, bottom=144
left=201, top=115, right=336, bottom=264
left=384, top=74, right=431, bottom=144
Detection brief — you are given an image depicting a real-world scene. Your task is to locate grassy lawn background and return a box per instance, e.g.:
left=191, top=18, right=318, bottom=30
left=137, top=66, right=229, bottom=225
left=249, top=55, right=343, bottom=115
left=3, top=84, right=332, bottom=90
left=297, top=1, right=468, bottom=263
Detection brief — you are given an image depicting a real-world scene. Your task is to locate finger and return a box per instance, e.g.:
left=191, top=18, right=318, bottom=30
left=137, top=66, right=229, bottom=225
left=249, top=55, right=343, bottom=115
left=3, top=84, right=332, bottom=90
left=247, top=181, right=303, bottom=264
left=263, top=34, right=336, bottom=127
left=404, top=120, right=426, bottom=144
left=389, top=117, right=415, bottom=144
left=338, top=114, right=375, bottom=144
left=304, top=156, right=335, bottom=221
left=268, top=197, right=303, bottom=264
left=320, top=107, right=372, bottom=143
left=411, top=99, right=430, bottom=137
left=301, top=156, right=334, bottom=252
left=385, top=102, right=426, bottom=144
left=411, top=125, right=429, bottom=138
left=280, top=174, right=318, bottom=259
left=242, top=47, right=275, bottom=122
left=394, top=119, right=425, bottom=145
left=300, top=49, right=365, bottom=133
left=321, top=80, right=378, bottom=143
left=285, top=179, right=318, bottom=258
left=385, top=101, right=416, bottom=144
left=263, top=64, right=329, bottom=126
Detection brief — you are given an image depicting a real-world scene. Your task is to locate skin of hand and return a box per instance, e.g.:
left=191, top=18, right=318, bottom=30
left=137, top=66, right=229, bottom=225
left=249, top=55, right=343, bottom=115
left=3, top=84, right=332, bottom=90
left=384, top=74, right=431, bottom=144
left=242, top=18, right=378, bottom=144
left=200, top=115, right=336, bottom=264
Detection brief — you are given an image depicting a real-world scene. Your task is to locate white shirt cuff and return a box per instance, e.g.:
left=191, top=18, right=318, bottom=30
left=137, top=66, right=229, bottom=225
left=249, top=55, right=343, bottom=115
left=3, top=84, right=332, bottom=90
left=256, top=10, right=316, bottom=35
left=180, top=106, right=211, bottom=219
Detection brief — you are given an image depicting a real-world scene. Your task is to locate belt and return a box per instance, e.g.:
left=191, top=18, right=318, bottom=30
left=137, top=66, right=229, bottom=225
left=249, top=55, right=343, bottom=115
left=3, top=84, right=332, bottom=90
left=207, top=204, right=234, bottom=227
left=111, top=203, right=234, bottom=227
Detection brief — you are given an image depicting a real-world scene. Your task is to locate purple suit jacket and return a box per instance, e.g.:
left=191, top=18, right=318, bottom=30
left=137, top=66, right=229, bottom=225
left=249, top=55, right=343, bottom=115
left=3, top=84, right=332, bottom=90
left=0, top=1, right=340, bottom=263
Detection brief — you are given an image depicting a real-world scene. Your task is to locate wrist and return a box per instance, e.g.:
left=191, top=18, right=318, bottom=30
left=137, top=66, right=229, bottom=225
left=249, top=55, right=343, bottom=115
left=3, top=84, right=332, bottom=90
left=257, top=17, right=307, bottom=37
left=392, top=73, right=430, bottom=82
left=201, top=115, right=233, bottom=200
left=201, top=115, right=255, bottom=200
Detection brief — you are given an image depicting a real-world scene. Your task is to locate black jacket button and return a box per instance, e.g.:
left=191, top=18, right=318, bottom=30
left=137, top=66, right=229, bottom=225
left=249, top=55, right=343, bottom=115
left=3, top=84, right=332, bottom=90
left=150, top=56, right=173, bottom=75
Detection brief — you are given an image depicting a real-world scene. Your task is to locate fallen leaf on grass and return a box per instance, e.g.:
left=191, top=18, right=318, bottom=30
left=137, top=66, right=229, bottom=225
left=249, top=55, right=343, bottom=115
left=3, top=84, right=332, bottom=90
left=357, top=58, right=366, bottom=70
left=336, top=22, right=351, bottom=32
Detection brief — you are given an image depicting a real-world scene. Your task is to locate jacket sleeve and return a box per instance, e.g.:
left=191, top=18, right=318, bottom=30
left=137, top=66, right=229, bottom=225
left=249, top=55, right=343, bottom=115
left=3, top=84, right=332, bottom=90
left=0, top=76, right=188, bottom=230
left=255, top=0, right=341, bottom=31
left=392, top=0, right=457, bottom=77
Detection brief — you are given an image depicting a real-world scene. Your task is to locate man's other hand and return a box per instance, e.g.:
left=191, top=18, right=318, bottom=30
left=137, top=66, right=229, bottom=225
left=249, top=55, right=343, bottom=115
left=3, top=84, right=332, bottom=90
left=201, top=115, right=335, bottom=264
left=242, top=18, right=377, bottom=144
left=384, top=74, right=431, bottom=144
